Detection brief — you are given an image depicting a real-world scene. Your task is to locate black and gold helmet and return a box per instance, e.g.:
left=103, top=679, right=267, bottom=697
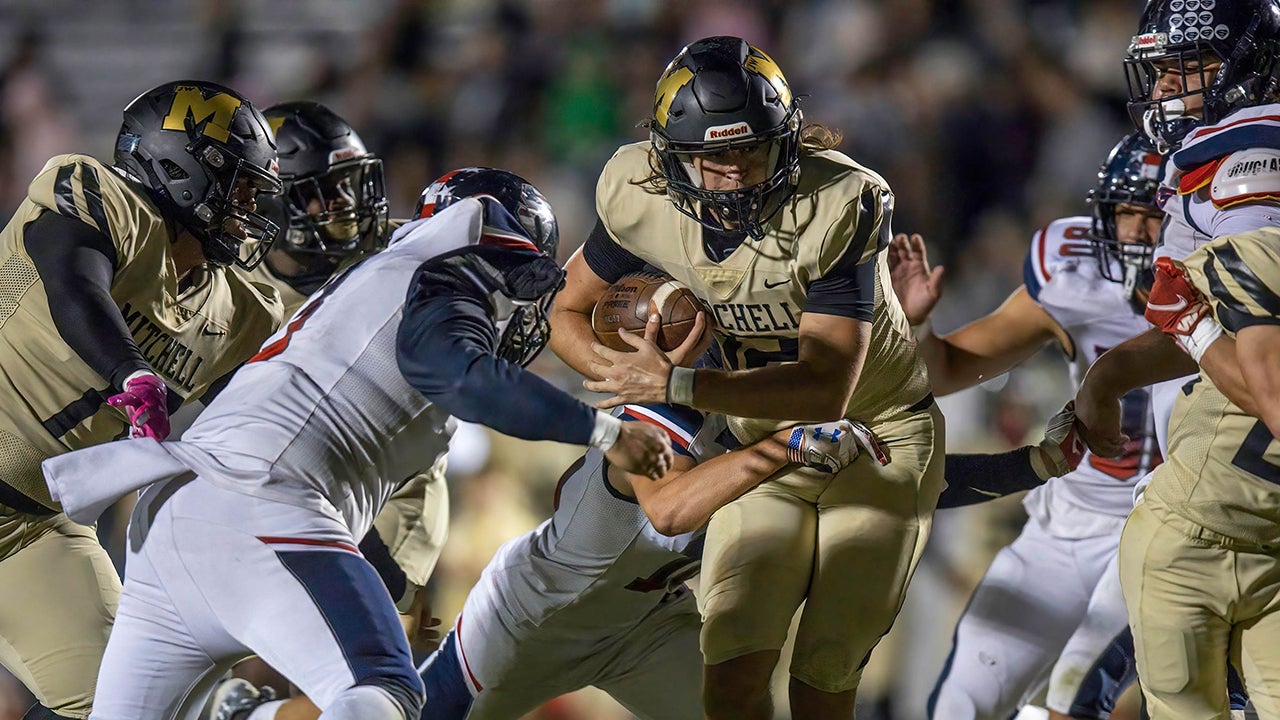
left=258, top=102, right=388, bottom=293
left=114, top=80, right=282, bottom=269
left=646, top=36, right=803, bottom=240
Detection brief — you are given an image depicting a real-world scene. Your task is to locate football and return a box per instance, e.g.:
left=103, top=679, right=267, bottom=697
left=592, top=273, right=708, bottom=352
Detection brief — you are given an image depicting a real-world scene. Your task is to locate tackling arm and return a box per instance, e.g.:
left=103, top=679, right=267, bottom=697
left=612, top=428, right=792, bottom=536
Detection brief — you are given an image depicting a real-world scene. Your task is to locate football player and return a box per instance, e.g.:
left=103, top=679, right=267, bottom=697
left=410, top=333, right=1081, bottom=720
left=41, top=168, right=672, bottom=720
left=0, top=80, right=285, bottom=720
left=208, top=101, right=451, bottom=718
left=892, top=134, right=1165, bottom=720
left=549, top=35, right=944, bottom=719
left=1072, top=0, right=1280, bottom=716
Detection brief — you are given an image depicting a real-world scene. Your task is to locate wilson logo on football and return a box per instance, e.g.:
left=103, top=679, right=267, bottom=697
left=705, top=123, right=753, bottom=141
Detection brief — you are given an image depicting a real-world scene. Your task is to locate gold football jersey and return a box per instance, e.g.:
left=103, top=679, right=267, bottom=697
left=595, top=141, right=929, bottom=443
left=0, top=153, right=283, bottom=509
left=1148, top=227, right=1280, bottom=544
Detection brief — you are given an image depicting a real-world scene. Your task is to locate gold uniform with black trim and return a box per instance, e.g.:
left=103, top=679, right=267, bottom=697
left=595, top=141, right=945, bottom=693
left=0, top=153, right=281, bottom=717
left=1119, top=228, right=1280, bottom=719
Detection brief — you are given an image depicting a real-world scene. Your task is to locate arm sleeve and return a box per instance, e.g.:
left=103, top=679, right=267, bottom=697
left=581, top=217, right=647, bottom=283
left=936, top=447, right=1043, bottom=509
left=397, top=273, right=597, bottom=445
left=23, top=211, right=151, bottom=389
left=804, top=255, right=876, bottom=321
left=804, top=185, right=887, bottom=321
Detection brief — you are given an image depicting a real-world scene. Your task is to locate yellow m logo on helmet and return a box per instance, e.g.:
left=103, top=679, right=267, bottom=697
left=744, top=48, right=793, bottom=108
left=162, top=86, right=242, bottom=143
left=654, top=66, right=695, bottom=128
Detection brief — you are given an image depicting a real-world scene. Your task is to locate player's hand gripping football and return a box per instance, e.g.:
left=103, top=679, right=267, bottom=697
left=606, top=421, right=675, bottom=480
left=107, top=371, right=170, bottom=441
left=1144, top=256, right=1222, bottom=362
left=887, top=233, right=945, bottom=326
left=586, top=314, right=710, bottom=408
left=1031, top=402, right=1086, bottom=480
left=787, top=419, right=889, bottom=473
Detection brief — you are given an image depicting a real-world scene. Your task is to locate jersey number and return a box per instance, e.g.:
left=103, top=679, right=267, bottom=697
left=1231, top=419, right=1280, bottom=484
left=718, top=336, right=799, bottom=370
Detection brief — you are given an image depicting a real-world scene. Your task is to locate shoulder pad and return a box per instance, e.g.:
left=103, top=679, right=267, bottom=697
left=1174, top=105, right=1280, bottom=170
left=1023, top=216, right=1092, bottom=301
left=1209, top=148, right=1280, bottom=209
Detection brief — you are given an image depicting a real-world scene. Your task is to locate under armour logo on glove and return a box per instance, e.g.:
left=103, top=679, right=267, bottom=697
left=788, top=419, right=888, bottom=473
left=1144, top=257, right=1223, bottom=362
left=107, top=372, right=170, bottom=441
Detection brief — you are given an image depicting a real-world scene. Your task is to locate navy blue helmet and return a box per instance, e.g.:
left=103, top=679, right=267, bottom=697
left=1087, top=133, right=1163, bottom=304
left=415, top=168, right=561, bottom=367
left=1125, top=0, right=1280, bottom=149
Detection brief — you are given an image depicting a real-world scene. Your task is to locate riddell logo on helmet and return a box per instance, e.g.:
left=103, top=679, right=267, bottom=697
left=705, top=123, right=753, bottom=141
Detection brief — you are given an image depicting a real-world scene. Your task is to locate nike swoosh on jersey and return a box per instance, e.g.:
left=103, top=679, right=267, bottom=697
left=201, top=325, right=228, bottom=336
left=763, top=278, right=790, bottom=288
left=1148, top=297, right=1189, bottom=312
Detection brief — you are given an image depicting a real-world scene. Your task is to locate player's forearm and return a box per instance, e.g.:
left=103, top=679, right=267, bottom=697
left=1198, top=335, right=1262, bottom=417
left=643, top=434, right=790, bottom=536
left=548, top=305, right=603, bottom=380
left=1080, top=328, right=1196, bottom=402
left=1237, top=325, right=1280, bottom=440
left=922, top=332, right=1030, bottom=397
left=689, top=360, right=859, bottom=421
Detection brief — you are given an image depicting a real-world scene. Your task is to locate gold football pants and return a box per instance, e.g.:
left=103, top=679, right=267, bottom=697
left=1121, top=497, right=1280, bottom=720
left=699, top=402, right=945, bottom=693
left=0, top=505, right=119, bottom=718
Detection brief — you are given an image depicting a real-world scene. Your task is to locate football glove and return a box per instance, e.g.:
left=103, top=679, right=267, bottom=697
left=787, top=419, right=888, bottom=474
left=1030, top=402, right=1086, bottom=481
left=1144, top=257, right=1222, bottom=363
left=107, top=372, right=170, bottom=441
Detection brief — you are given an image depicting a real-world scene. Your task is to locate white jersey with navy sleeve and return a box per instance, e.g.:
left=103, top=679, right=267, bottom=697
left=1021, top=216, right=1159, bottom=537
left=463, top=403, right=725, bottom=638
left=171, top=201, right=516, bottom=539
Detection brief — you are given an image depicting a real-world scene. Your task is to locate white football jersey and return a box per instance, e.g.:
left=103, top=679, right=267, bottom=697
left=462, top=403, right=726, bottom=641
left=175, top=201, right=509, bottom=539
left=1022, top=216, right=1159, bottom=537
left=1129, top=104, right=1280, bottom=502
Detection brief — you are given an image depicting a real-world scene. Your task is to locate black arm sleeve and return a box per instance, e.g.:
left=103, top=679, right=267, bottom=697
left=936, top=447, right=1045, bottom=509
left=358, top=527, right=408, bottom=603
left=804, top=256, right=876, bottom=321
left=397, top=273, right=597, bottom=445
left=23, top=212, right=150, bottom=389
left=581, top=217, right=647, bottom=283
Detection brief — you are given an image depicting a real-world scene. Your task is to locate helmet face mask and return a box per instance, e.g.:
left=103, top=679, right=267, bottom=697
left=1125, top=0, right=1280, bottom=150
left=280, top=157, right=389, bottom=257
left=1087, top=133, right=1163, bottom=304
left=647, top=36, right=803, bottom=240
left=497, top=295, right=554, bottom=368
left=263, top=102, right=390, bottom=272
left=115, top=81, right=283, bottom=270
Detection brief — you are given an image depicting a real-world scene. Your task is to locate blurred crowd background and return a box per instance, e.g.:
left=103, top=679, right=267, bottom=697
left=0, top=0, right=1148, bottom=718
